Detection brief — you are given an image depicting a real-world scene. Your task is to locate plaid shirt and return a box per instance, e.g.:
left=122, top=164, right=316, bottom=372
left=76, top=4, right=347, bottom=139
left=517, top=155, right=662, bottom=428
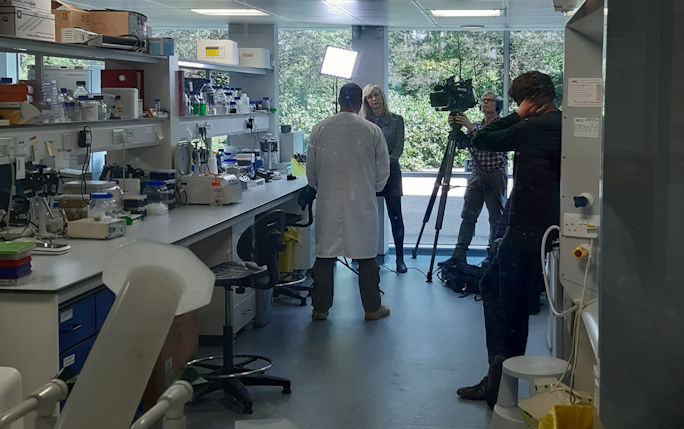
left=467, top=118, right=508, bottom=172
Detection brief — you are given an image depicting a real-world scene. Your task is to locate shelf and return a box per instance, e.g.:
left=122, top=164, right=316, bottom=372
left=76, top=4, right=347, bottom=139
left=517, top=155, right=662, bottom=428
left=177, top=112, right=269, bottom=123
left=0, top=118, right=166, bottom=134
left=0, top=119, right=167, bottom=157
left=178, top=113, right=270, bottom=139
left=0, top=35, right=163, bottom=64
left=178, top=58, right=271, bottom=75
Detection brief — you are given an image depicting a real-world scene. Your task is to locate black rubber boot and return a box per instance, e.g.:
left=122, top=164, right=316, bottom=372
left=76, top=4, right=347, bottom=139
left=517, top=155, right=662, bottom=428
left=394, top=230, right=407, bottom=273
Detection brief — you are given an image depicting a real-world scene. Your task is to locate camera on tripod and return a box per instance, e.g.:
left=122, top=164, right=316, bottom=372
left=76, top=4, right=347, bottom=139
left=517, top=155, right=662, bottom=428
left=430, top=76, right=477, bottom=149
left=429, top=76, right=477, bottom=114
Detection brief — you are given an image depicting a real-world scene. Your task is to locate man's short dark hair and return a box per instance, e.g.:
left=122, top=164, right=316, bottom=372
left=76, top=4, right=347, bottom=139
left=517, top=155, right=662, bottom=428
left=339, top=83, right=362, bottom=110
left=508, top=71, right=556, bottom=105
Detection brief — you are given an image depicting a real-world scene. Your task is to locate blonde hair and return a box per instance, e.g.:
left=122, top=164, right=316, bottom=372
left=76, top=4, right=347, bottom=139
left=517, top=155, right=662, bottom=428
left=361, top=84, right=391, bottom=120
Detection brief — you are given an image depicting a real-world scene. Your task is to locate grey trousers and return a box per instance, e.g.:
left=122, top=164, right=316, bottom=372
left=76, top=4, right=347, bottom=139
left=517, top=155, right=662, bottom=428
left=454, top=169, right=507, bottom=256
left=310, top=257, right=381, bottom=313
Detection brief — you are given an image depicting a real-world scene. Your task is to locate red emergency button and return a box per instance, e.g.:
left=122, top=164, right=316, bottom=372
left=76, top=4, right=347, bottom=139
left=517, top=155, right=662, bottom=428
left=573, top=245, right=588, bottom=260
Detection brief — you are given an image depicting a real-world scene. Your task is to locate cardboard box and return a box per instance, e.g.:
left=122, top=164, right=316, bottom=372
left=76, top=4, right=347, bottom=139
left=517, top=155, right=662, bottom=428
left=0, top=6, right=54, bottom=42
left=239, top=48, right=271, bottom=69
left=51, top=0, right=88, bottom=42
left=142, top=310, right=198, bottom=410
left=197, top=39, right=239, bottom=65
left=0, top=0, right=51, bottom=13
left=88, top=9, right=147, bottom=40
left=0, top=101, right=40, bottom=124
left=0, top=84, right=33, bottom=102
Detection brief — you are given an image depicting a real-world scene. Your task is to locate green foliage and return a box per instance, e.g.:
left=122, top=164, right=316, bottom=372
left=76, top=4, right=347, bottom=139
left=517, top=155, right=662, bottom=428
left=278, top=28, right=351, bottom=142
left=510, top=31, right=565, bottom=108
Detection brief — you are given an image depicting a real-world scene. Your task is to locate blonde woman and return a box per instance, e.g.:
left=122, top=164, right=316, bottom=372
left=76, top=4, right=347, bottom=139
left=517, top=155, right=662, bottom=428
left=361, top=84, right=407, bottom=273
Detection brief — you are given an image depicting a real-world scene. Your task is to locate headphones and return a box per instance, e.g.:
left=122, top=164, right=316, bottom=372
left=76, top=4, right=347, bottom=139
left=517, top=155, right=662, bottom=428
left=480, top=92, right=504, bottom=114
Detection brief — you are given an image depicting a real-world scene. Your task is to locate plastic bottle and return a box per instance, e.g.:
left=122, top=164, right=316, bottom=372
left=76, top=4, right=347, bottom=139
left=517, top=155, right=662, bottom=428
left=62, top=102, right=72, bottom=122
left=213, top=88, right=225, bottom=115
left=234, top=96, right=242, bottom=113
left=189, top=92, right=201, bottom=116
left=153, top=99, right=161, bottom=117
left=249, top=101, right=257, bottom=113
left=94, top=95, right=107, bottom=120
left=262, top=97, right=271, bottom=112
left=69, top=101, right=81, bottom=121
left=199, top=80, right=215, bottom=115
left=58, top=88, right=72, bottom=104
left=81, top=97, right=99, bottom=121
left=89, top=192, right=114, bottom=221
left=182, top=92, right=191, bottom=117
left=229, top=101, right=237, bottom=114
left=73, top=81, right=89, bottom=98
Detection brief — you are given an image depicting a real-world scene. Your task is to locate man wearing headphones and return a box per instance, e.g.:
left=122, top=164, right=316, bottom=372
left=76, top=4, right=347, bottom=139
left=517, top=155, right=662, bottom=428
left=445, top=91, right=508, bottom=267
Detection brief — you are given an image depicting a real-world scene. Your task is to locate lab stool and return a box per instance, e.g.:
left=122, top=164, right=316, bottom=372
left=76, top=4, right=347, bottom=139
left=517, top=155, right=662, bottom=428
left=490, top=355, right=569, bottom=429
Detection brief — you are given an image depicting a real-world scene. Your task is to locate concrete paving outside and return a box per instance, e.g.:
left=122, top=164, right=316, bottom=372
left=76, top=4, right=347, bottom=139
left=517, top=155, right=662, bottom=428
left=388, top=171, right=513, bottom=248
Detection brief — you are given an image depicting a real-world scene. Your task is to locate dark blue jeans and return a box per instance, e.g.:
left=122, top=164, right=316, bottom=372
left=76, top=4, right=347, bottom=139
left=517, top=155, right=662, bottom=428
left=480, top=227, right=544, bottom=360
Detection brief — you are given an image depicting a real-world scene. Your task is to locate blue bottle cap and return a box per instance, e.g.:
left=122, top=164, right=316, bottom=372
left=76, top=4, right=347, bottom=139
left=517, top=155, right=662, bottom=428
left=91, top=192, right=113, bottom=199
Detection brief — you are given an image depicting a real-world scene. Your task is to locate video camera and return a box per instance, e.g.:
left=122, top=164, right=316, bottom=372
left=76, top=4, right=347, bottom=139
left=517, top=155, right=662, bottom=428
left=429, top=76, right=477, bottom=114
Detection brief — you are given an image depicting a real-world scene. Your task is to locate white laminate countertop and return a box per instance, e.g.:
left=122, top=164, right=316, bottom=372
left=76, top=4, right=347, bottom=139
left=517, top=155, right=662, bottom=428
left=0, top=178, right=306, bottom=298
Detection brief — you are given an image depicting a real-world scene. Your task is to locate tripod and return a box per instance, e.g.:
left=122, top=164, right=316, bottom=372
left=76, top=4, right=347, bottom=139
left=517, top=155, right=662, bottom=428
left=411, top=120, right=504, bottom=282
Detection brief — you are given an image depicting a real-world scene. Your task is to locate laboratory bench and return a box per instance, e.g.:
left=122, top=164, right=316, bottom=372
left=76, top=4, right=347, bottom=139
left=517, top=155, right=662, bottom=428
left=0, top=177, right=307, bottom=428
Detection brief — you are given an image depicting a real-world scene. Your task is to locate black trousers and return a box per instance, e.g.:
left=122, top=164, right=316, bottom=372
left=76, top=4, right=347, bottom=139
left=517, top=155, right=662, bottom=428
left=480, top=227, right=544, bottom=360
left=384, top=195, right=405, bottom=257
left=310, top=257, right=382, bottom=313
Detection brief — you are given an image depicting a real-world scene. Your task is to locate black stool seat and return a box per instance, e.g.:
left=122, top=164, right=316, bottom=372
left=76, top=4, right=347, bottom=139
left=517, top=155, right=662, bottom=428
left=211, top=261, right=270, bottom=289
left=187, top=211, right=292, bottom=415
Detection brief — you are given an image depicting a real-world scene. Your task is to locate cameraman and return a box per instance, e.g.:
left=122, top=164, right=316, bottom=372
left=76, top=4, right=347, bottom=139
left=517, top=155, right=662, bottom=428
left=443, top=91, right=508, bottom=267
left=456, top=71, right=561, bottom=407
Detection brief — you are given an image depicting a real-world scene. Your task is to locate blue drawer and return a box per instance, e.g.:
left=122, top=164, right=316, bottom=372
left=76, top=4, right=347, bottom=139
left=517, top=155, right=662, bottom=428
left=59, top=295, right=96, bottom=353
left=59, top=336, right=96, bottom=375
left=95, top=288, right=115, bottom=331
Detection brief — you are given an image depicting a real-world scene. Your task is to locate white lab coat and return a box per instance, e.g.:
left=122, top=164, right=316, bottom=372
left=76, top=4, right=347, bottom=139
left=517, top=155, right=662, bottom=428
left=306, top=111, right=390, bottom=259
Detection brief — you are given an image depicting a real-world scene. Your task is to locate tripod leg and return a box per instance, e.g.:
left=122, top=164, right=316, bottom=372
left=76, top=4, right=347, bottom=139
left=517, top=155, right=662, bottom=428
left=427, top=138, right=457, bottom=282
left=412, top=143, right=451, bottom=259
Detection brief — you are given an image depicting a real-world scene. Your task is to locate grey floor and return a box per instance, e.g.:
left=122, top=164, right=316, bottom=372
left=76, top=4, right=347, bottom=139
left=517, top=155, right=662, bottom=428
left=186, top=253, right=550, bottom=429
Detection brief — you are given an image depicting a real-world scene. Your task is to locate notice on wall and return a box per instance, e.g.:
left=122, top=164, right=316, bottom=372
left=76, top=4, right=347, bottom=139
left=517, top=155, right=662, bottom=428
left=568, top=78, right=603, bottom=107
left=573, top=117, right=600, bottom=138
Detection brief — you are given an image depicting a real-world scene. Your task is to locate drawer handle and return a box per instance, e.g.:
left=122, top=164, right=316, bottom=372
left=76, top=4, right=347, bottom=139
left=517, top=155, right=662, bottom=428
left=60, top=323, right=82, bottom=333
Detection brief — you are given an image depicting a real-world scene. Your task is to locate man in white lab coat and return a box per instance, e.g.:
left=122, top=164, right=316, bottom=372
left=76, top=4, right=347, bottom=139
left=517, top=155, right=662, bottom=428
left=306, top=83, right=391, bottom=321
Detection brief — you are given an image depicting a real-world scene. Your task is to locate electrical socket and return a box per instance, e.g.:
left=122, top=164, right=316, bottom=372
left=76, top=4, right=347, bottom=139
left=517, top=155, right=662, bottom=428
left=246, top=117, right=254, bottom=129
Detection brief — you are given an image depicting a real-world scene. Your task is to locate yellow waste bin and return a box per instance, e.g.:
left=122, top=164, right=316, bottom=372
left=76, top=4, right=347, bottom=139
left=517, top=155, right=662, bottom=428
left=279, top=227, right=299, bottom=274
left=538, top=404, right=594, bottom=429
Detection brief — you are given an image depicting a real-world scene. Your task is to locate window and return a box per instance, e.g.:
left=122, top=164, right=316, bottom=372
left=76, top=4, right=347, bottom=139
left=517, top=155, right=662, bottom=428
left=278, top=28, right=352, bottom=143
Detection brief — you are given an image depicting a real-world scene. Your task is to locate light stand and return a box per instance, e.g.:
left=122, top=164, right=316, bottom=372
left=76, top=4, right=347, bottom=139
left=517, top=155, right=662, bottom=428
left=320, top=46, right=359, bottom=114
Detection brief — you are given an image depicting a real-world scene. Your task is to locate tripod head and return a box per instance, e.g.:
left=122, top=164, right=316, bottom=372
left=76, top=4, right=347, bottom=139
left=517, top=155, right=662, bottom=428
left=447, top=110, right=471, bottom=150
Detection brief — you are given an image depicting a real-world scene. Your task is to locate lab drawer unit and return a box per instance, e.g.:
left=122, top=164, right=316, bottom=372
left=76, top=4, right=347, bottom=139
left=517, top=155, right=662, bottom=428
left=95, top=288, right=115, bottom=331
left=58, top=295, right=96, bottom=352
left=59, top=337, right=96, bottom=375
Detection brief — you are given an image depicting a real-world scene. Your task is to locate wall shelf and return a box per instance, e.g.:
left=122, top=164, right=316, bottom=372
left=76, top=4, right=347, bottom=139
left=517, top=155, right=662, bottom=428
left=178, top=113, right=270, bottom=139
left=0, top=35, right=163, bottom=64
left=178, top=58, right=271, bottom=75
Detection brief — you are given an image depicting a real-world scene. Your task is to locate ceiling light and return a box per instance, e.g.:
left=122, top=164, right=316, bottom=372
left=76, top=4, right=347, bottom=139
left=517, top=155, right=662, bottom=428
left=191, top=9, right=268, bottom=16
left=322, top=1, right=356, bottom=19
left=430, top=9, right=502, bottom=17
left=462, top=25, right=485, bottom=29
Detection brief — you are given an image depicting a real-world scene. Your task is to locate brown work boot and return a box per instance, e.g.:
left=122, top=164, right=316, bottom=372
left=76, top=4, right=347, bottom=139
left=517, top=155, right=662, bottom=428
left=456, top=376, right=488, bottom=401
left=312, top=311, right=328, bottom=321
left=364, top=304, right=390, bottom=321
